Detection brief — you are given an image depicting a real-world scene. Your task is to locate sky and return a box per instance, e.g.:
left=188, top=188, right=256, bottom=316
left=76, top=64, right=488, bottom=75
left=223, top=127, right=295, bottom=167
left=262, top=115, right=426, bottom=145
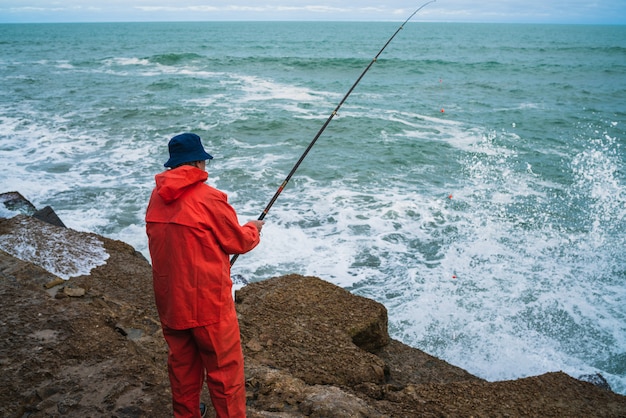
left=0, top=0, right=625, bottom=24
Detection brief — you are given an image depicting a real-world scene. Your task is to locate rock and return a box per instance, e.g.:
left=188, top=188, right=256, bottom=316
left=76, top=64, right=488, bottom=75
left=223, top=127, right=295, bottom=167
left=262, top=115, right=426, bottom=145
left=0, top=196, right=626, bottom=417
left=579, top=373, right=613, bottom=391
left=236, top=275, right=391, bottom=387
left=1, top=192, right=66, bottom=228
left=232, top=273, right=249, bottom=286
left=0, top=215, right=109, bottom=280
left=245, top=363, right=381, bottom=417
left=33, top=205, right=66, bottom=228
left=0, top=212, right=169, bottom=417
left=299, top=386, right=376, bottom=418
left=236, top=275, right=626, bottom=417
left=0, top=191, right=37, bottom=215
left=44, top=277, right=65, bottom=289
left=62, top=285, right=86, bottom=297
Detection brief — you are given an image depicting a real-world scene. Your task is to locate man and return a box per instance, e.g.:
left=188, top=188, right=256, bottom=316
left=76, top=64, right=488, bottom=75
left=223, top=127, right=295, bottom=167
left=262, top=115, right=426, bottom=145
left=146, top=132, right=264, bottom=417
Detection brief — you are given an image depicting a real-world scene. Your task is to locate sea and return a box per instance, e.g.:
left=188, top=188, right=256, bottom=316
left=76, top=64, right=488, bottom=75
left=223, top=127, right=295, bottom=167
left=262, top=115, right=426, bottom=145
left=1, top=20, right=625, bottom=394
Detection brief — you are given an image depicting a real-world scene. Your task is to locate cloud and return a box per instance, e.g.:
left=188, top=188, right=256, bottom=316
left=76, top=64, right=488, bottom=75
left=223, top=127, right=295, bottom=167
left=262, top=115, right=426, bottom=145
left=133, top=5, right=382, bottom=16
left=1, top=0, right=625, bottom=24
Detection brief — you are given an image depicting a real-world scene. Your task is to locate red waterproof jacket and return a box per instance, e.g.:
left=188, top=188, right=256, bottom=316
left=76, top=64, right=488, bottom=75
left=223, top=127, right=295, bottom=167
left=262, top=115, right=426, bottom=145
left=145, top=165, right=260, bottom=329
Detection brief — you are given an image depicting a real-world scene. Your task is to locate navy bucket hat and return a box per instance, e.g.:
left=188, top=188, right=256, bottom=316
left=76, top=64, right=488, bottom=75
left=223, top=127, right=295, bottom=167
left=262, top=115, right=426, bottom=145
left=164, top=133, right=213, bottom=168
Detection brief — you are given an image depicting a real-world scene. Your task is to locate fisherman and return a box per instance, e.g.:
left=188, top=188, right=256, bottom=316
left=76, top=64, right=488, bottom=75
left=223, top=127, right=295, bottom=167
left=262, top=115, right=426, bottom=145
left=146, top=132, right=264, bottom=417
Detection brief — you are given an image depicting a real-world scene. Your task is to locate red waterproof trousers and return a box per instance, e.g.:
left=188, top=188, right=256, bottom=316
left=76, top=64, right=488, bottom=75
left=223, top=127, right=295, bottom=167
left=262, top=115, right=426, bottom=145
left=162, top=302, right=246, bottom=418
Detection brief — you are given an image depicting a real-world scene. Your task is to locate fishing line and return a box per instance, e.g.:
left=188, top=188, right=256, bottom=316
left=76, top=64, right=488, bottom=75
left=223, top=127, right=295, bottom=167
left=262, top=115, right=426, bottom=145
left=231, top=1, right=436, bottom=267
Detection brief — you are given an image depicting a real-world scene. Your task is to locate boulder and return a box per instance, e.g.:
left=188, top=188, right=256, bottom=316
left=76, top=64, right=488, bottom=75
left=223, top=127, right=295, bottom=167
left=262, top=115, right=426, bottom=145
left=236, top=275, right=393, bottom=387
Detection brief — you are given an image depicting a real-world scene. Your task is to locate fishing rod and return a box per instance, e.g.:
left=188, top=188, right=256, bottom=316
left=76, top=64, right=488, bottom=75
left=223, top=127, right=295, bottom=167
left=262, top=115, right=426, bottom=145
left=231, top=0, right=436, bottom=267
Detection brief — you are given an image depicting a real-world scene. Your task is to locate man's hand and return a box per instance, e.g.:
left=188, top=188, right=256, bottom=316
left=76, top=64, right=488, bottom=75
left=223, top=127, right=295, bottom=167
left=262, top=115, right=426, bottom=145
left=249, top=220, right=265, bottom=232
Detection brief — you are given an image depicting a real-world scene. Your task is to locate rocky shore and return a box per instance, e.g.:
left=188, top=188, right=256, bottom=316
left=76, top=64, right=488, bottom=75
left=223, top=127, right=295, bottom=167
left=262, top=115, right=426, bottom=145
left=1, top=193, right=625, bottom=417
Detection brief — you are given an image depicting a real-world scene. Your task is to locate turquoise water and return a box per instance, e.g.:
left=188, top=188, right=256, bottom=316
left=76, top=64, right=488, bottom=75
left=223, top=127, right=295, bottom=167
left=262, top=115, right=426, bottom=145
left=1, top=22, right=625, bottom=393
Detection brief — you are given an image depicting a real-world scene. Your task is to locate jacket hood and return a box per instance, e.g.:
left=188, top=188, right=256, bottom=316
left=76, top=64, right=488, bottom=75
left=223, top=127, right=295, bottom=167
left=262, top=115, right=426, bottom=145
left=154, top=166, right=209, bottom=204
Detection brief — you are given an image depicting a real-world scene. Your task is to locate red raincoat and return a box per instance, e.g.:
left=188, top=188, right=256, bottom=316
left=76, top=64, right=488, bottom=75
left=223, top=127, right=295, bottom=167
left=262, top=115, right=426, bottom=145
left=145, top=165, right=260, bottom=330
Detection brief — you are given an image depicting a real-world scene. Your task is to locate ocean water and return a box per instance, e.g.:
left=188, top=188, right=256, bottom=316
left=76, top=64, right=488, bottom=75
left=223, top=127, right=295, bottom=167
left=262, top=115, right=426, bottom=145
left=1, top=21, right=625, bottom=394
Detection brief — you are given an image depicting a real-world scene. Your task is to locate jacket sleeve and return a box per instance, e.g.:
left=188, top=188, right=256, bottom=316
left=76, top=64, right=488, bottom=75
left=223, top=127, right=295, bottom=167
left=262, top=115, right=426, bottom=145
left=201, top=195, right=260, bottom=255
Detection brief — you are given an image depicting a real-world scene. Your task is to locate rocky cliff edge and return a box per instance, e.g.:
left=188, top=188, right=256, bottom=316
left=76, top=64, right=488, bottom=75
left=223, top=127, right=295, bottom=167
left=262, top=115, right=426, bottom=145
left=1, top=195, right=625, bottom=417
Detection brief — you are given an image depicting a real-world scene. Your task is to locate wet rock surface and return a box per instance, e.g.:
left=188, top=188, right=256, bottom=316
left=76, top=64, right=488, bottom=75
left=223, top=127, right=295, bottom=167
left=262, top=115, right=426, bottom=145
left=1, top=210, right=625, bottom=417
